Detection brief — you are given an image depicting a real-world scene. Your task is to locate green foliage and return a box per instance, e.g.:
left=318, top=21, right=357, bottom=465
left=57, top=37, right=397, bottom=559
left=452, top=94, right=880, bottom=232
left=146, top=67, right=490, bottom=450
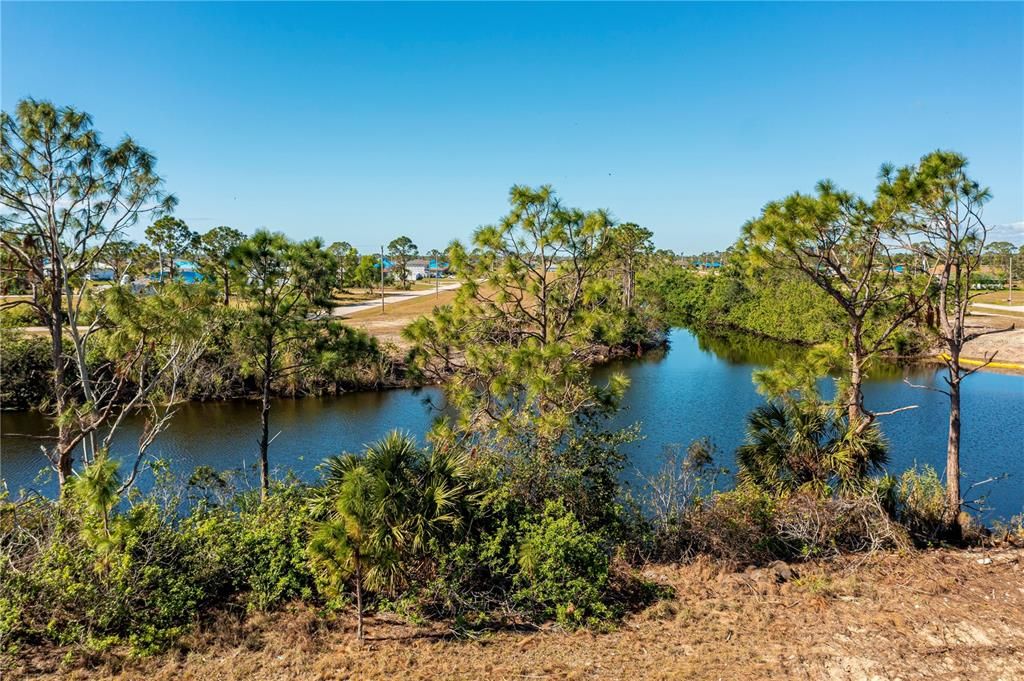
left=145, top=216, right=198, bottom=278
left=406, top=185, right=635, bottom=447
left=0, top=304, right=40, bottom=327
left=512, top=500, right=613, bottom=628
left=0, top=330, right=51, bottom=409
left=637, top=259, right=844, bottom=344
left=328, top=241, right=361, bottom=289
left=231, top=485, right=317, bottom=610
left=2, top=494, right=207, bottom=653
left=183, top=482, right=318, bottom=612
left=387, top=236, right=418, bottom=290
left=736, top=398, right=889, bottom=497
left=353, top=254, right=381, bottom=291
left=308, top=432, right=476, bottom=599
left=876, top=465, right=948, bottom=545
left=198, top=225, right=246, bottom=304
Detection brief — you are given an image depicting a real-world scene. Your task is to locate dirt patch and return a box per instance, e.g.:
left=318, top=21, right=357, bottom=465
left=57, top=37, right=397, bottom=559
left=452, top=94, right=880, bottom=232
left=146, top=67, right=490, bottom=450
left=11, top=546, right=1023, bottom=681
left=959, top=314, right=1024, bottom=368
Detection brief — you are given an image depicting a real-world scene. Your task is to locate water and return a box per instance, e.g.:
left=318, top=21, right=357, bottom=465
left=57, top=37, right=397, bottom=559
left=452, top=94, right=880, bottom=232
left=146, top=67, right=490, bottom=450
left=3, top=329, right=1022, bottom=519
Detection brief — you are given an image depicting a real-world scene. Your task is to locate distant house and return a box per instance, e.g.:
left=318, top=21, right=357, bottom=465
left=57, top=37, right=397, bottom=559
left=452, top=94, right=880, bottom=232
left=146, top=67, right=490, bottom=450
left=427, top=259, right=450, bottom=277
left=373, top=257, right=395, bottom=272
left=401, top=258, right=450, bottom=280
left=85, top=263, right=116, bottom=281
left=149, top=259, right=205, bottom=284
left=405, top=258, right=430, bottom=280
left=372, top=257, right=449, bottom=280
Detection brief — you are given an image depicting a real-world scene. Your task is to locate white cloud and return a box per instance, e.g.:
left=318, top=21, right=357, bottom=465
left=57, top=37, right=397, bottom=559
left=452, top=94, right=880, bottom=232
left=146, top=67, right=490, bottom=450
left=988, top=221, right=1024, bottom=245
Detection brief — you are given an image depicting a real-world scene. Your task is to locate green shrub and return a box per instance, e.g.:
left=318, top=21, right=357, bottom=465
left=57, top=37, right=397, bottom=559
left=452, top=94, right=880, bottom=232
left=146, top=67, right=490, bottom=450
left=0, top=304, right=41, bottom=327
left=878, top=465, right=948, bottom=545
left=190, top=483, right=317, bottom=611
left=512, top=500, right=613, bottom=628
left=0, top=330, right=52, bottom=410
left=1, top=495, right=208, bottom=654
left=0, top=477, right=320, bottom=656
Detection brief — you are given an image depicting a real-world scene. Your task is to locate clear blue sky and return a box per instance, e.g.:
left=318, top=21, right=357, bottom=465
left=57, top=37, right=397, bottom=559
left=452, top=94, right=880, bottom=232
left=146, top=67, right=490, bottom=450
left=2, top=1, right=1022, bottom=252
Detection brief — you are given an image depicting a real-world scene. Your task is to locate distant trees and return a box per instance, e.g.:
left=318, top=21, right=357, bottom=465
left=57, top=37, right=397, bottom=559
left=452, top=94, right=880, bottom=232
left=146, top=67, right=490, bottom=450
left=387, top=236, right=418, bottom=290
left=608, top=222, right=654, bottom=309
left=986, top=241, right=1015, bottom=256
left=103, top=239, right=138, bottom=281
left=328, top=241, right=360, bottom=289
left=145, top=216, right=198, bottom=281
left=199, top=226, right=245, bottom=304
left=353, top=254, right=380, bottom=291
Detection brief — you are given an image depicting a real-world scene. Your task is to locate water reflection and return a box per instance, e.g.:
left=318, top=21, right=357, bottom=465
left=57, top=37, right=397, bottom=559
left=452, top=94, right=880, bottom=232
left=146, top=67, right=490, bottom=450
left=3, top=328, right=1022, bottom=519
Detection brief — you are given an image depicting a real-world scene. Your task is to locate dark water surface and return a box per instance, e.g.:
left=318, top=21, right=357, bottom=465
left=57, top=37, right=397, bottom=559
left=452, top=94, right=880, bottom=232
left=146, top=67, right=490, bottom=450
left=3, top=329, right=1022, bottom=518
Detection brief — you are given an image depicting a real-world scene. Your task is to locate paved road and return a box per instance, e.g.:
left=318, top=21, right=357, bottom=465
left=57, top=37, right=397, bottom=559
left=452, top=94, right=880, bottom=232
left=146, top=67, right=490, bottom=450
left=973, top=302, right=1024, bottom=314
left=331, top=282, right=461, bottom=317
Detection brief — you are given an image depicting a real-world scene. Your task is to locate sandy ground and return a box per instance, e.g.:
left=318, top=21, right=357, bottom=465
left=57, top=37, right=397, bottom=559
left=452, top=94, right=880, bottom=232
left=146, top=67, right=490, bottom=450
left=11, top=545, right=1023, bottom=681
left=959, top=313, right=1024, bottom=368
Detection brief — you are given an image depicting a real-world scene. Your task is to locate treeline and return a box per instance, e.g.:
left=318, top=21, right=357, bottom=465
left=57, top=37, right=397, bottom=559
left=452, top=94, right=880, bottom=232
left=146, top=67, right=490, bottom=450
left=0, top=322, right=394, bottom=411
left=639, top=259, right=848, bottom=345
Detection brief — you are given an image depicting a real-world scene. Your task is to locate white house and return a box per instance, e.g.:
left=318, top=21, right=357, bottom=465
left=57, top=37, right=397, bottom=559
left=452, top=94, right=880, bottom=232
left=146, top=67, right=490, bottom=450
left=405, top=258, right=430, bottom=280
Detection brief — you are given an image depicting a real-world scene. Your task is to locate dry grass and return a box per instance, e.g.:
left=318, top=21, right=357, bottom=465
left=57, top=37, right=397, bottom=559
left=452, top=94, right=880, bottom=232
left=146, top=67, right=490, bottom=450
left=13, top=546, right=1024, bottom=681
left=342, top=288, right=460, bottom=347
left=971, top=289, right=1024, bottom=307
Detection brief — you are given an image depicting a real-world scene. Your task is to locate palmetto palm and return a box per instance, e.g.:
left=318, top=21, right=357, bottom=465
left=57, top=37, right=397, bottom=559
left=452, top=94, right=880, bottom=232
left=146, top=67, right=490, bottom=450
left=736, top=398, right=888, bottom=496
left=308, top=430, right=474, bottom=639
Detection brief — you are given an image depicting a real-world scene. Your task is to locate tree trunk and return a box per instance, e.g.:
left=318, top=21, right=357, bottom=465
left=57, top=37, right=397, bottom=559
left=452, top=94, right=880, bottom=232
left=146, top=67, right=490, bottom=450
left=48, top=287, right=74, bottom=490
left=848, top=352, right=864, bottom=430
left=259, top=336, right=273, bottom=501
left=223, top=274, right=231, bottom=306
left=946, top=363, right=963, bottom=541
left=354, top=552, right=364, bottom=641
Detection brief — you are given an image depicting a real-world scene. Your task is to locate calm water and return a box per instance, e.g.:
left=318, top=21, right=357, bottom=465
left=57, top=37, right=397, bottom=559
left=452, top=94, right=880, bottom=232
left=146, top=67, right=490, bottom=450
left=2, top=329, right=1022, bottom=518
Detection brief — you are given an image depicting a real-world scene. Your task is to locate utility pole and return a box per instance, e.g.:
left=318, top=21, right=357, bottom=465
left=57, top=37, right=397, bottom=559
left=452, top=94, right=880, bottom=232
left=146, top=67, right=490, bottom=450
left=435, top=260, right=439, bottom=298
left=1009, top=254, right=1014, bottom=304
left=380, top=245, right=385, bottom=313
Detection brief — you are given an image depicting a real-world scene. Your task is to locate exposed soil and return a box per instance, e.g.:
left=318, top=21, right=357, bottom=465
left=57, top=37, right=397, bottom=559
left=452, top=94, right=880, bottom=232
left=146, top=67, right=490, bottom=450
left=12, top=546, right=1023, bottom=681
left=959, top=313, right=1024, bottom=368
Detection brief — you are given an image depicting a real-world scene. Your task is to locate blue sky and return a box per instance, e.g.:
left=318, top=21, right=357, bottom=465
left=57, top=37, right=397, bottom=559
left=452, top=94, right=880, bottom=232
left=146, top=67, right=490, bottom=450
left=2, top=1, right=1022, bottom=252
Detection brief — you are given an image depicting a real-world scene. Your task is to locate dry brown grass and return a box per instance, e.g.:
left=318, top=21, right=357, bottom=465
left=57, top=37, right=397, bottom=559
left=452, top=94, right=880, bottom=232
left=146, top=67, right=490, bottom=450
left=971, top=289, right=1023, bottom=307
left=341, top=288, right=460, bottom=347
left=13, top=546, right=1023, bottom=681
